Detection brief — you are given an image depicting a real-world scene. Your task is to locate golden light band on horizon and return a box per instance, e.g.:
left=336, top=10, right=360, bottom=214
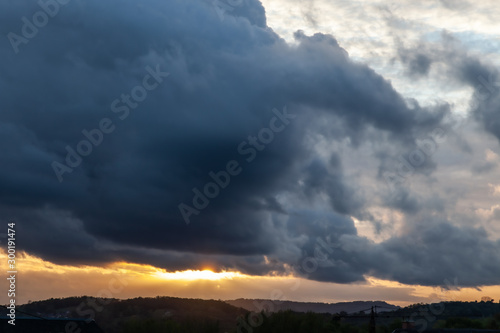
left=152, top=269, right=245, bottom=281
left=1, top=250, right=500, bottom=307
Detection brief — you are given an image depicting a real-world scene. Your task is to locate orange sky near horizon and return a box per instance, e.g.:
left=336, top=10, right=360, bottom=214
left=1, top=250, right=499, bottom=308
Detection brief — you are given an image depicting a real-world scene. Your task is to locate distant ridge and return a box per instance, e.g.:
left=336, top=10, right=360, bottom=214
left=225, top=299, right=399, bottom=314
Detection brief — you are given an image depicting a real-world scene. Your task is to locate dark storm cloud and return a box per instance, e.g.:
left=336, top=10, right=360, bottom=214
left=382, top=188, right=421, bottom=214
left=370, top=220, right=500, bottom=287
left=287, top=213, right=500, bottom=287
left=301, top=155, right=364, bottom=215
left=1, top=0, right=490, bottom=287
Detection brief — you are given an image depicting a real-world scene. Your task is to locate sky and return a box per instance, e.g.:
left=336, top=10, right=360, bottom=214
left=0, top=0, right=500, bottom=307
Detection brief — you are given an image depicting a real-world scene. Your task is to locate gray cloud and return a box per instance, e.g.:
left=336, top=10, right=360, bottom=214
left=397, top=49, right=433, bottom=78
left=0, top=0, right=495, bottom=288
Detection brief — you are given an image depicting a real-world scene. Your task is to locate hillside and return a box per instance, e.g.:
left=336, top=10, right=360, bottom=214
left=9, top=297, right=500, bottom=333
left=225, top=299, right=399, bottom=314
left=16, top=296, right=248, bottom=333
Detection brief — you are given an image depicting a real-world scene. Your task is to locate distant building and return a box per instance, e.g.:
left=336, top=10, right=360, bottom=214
left=0, top=317, right=105, bottom=333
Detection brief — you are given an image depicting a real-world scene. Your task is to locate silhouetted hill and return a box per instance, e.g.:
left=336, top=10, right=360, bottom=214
left=16, top=296, right=248, bottom=333
left=392, top=301, right=500, bottom=321
left=10, top=297, right=500, bottom=333
left=225, top=299, right=399, bottom=314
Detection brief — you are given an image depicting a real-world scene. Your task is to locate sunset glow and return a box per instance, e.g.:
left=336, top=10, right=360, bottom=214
left=152, top=269, right=244, bottom=281
left=2, top=2, right=500, bottom=332
left=2, top=250, right=500, bottom=308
